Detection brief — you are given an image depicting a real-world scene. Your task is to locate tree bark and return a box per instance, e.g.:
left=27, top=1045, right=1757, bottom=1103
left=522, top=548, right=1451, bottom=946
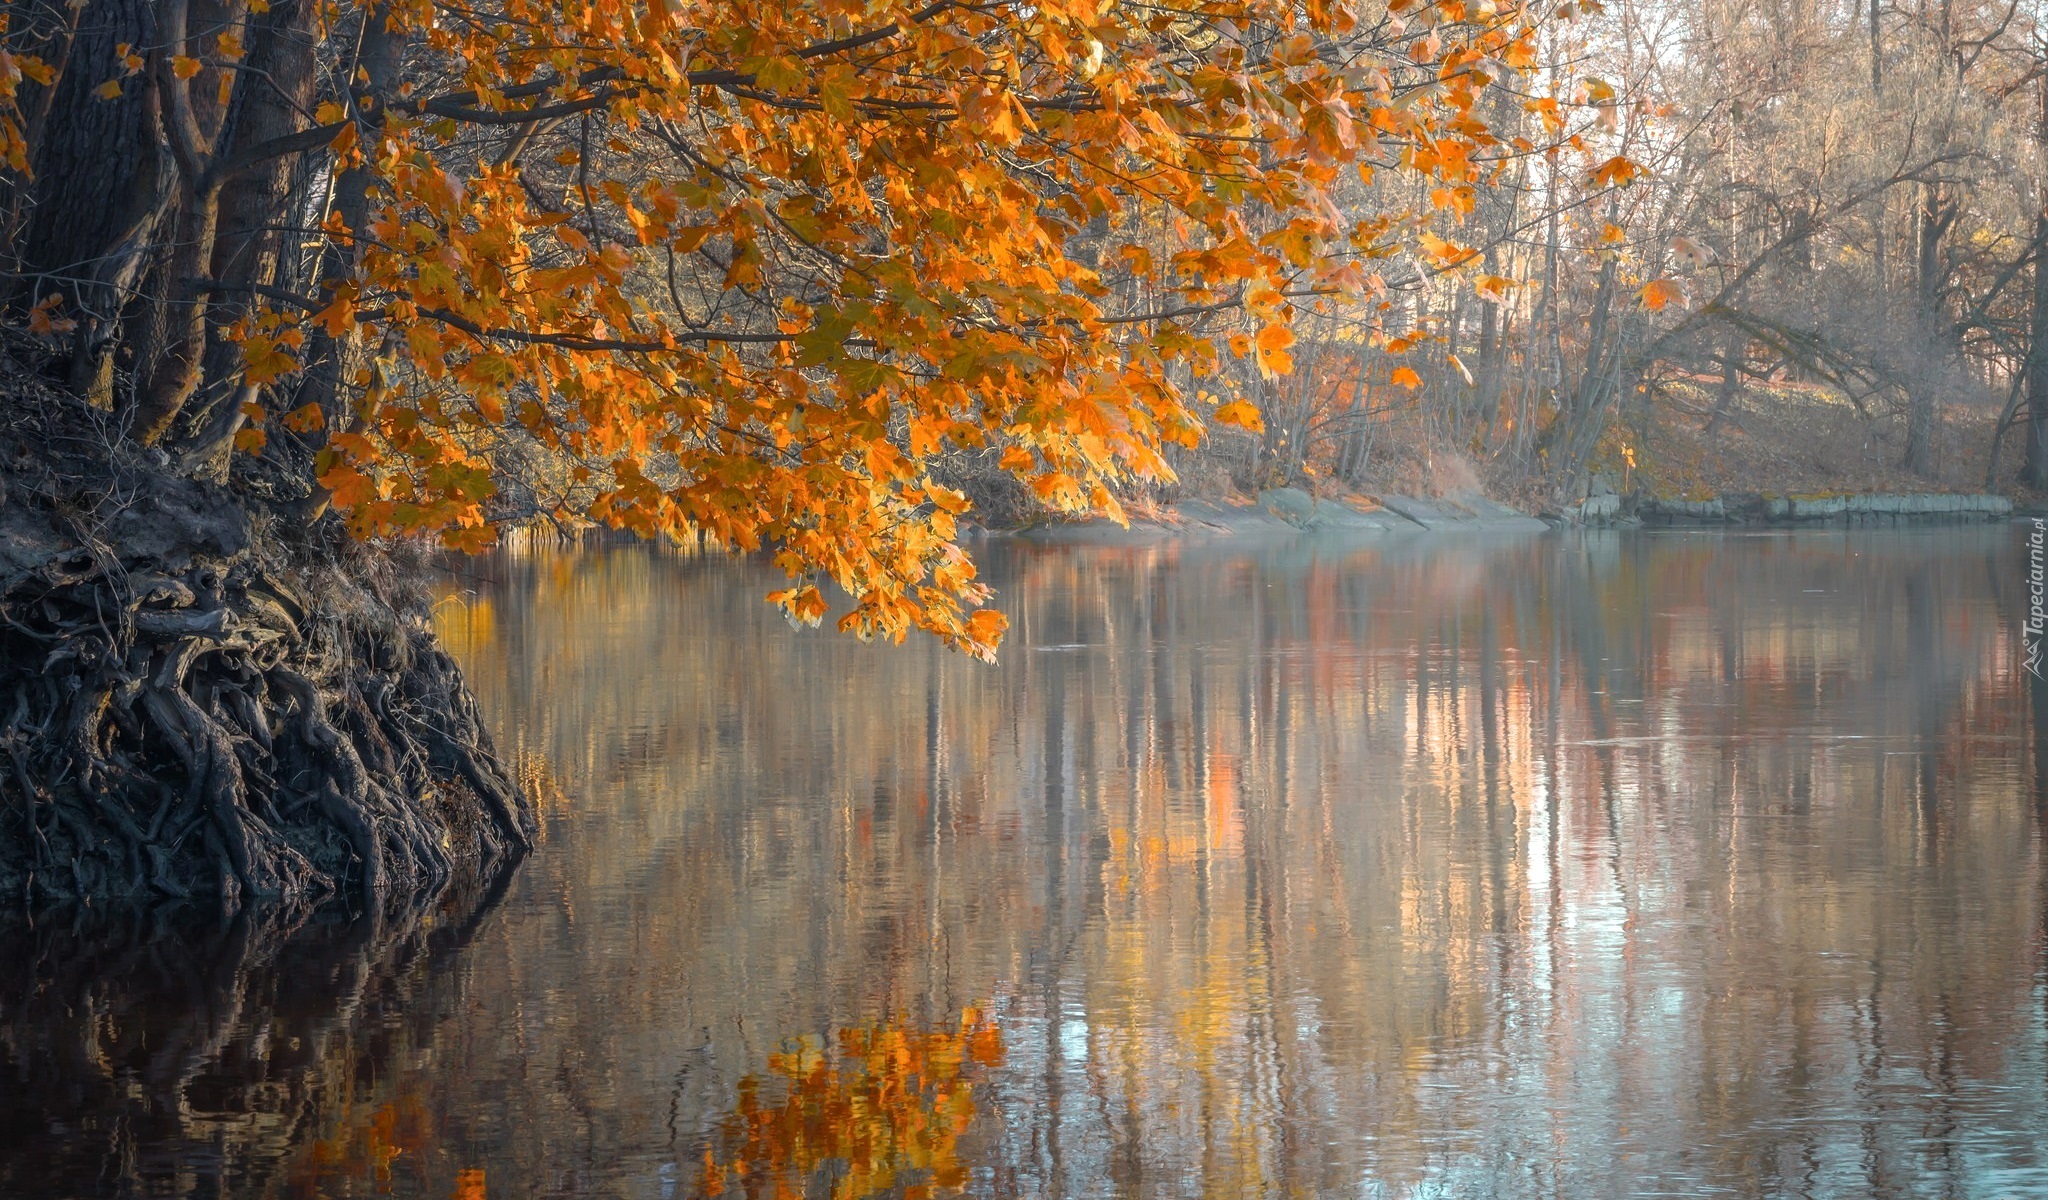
left=0, top=0, right=534, bottom=905
left=1903, top=183, right=1954, bottom=475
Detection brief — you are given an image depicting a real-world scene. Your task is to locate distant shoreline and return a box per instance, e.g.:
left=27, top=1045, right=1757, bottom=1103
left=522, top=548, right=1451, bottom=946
left=990, top=487, right=2021, bottom=546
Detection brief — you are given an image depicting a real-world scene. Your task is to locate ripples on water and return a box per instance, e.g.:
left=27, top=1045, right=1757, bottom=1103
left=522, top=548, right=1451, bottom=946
left=2, top=528, right=2044, bottom=1199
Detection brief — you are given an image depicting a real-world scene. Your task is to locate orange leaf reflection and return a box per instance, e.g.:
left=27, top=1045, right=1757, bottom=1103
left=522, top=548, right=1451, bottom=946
left=290, top=1092, right=433, bottom=1196
left=696, top=1009, right=1002, bottom=1199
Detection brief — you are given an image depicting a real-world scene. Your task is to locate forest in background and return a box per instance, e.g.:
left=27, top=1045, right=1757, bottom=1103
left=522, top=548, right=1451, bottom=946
left=1021, top=0, right=2048, bottom=514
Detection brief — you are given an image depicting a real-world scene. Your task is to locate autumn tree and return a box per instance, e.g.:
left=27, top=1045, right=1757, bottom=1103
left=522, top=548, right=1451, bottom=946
left=0, top=0, right=1568, bottom=900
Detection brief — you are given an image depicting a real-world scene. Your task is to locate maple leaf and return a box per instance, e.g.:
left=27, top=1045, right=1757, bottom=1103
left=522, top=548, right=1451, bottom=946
left=1475, top=275, right=1515, bottom=302
left=1591, top=155, right=1640, bottom=188
left=318, top=464, right=377, bottom=508
left=1213, top=400, right=1265, bottom=432
left=1254, top=324, right=1296, bottom=378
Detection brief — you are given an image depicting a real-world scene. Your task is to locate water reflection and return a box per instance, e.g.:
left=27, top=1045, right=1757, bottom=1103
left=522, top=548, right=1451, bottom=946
left=431, top=529, right=2043, bottom=1200
left=0, top=868, right=516, bottom=1198
left=3, top=528, right=2043, bottom=1198
left=697, top=1009, right=1002, bottom=1199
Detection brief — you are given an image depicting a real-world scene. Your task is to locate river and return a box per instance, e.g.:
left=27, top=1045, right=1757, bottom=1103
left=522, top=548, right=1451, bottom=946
left=3, top=527, right=2044, bottom=1199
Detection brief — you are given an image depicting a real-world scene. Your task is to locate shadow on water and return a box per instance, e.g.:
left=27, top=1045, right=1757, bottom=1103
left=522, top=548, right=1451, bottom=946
left=0, top=858, right=520, bottom=1199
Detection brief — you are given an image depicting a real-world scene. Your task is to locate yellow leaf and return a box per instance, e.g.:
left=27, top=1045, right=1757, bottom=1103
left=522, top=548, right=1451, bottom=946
left=318, top=463, right=377, bottom=509
left=94, top=78, right=122, bottom=100
left=313, top=294, right=354, bottom=337
left=171, top=56, right=201, bottom=80
left=26, top=293, right=75, bottom=336
left=1213, top=400, right=1265, bottom=433
left=754, top=56, right=806, bottom=93
left=1475, top=275, right=1515, bottom=302
left=1417, top=231, right=1474, bottom=268
left=1390, top=366, right=1423, bottom=389
left=819, top=75, right=855, bottom=121
left=216, top=31, right=244, bottom=60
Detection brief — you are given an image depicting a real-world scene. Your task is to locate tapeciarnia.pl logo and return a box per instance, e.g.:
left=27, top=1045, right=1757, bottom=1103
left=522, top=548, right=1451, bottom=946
left=2028, top=518, right=2046, bottom=679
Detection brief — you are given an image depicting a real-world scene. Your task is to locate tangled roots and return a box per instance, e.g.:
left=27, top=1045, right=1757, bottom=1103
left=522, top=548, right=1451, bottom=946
left=0, top=403, right=534, bottom=906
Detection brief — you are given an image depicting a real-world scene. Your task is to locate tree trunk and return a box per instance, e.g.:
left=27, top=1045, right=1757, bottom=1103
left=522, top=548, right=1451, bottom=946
left=1537, top=239, right=1620, bottom=488
left=0, top=0, right=534, bottom=905
left=1904, top=183, right=1954, bottom=476
left=1704, top=331, right=1743, bottom=436
left=2028, top=71, right=2048, bottom=490
left=1473, top=282, right=1504, bottom=451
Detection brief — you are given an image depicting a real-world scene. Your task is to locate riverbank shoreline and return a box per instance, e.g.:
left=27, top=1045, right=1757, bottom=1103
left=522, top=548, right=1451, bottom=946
left=994, top=487, right=2022, bottom=545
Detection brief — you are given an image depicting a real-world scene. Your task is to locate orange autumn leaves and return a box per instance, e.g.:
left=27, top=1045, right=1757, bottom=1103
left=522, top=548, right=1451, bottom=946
left=206, top=0, right=1587, bottom=654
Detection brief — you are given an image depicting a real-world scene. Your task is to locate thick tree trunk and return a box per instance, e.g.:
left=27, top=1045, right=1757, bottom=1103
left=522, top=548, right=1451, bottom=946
left=1537, top=241, right=1622, bottom=490
left=7, top=0, right=170, bottom=404
left=0, top=0, right=535, bottom=904
left=1472, top=297, right=1506, bottom=454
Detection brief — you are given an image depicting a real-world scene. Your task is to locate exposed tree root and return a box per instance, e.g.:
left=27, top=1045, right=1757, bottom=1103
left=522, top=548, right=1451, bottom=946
left=1, top=380, right=535, bottom=905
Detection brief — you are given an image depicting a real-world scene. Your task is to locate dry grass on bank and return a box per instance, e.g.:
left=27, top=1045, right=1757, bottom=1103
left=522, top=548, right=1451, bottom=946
left=1309, top=381, right=2038, bottom=512
left=1600, top=381, right=2029, bottom=503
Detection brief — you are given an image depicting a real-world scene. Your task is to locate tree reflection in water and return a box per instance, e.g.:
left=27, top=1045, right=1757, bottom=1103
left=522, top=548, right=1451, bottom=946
left=431, top=529, right=2046, bottom=1198
left=0, top=864, right=517, bottom=1199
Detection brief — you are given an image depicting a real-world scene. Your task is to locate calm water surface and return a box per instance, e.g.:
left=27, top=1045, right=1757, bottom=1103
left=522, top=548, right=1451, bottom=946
left=4, top=528, right=2045, bottom=1199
